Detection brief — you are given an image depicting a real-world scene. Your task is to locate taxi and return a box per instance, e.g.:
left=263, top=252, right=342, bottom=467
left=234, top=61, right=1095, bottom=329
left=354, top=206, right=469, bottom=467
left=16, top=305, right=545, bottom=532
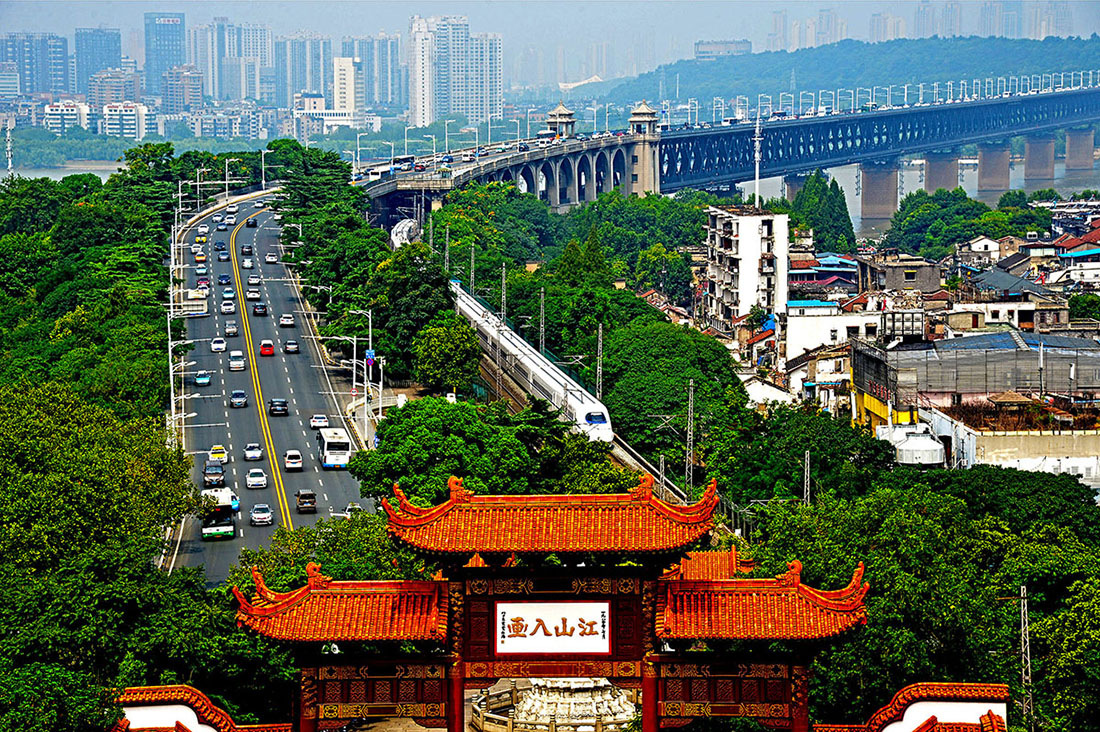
left=208, top=444, right=228, bottom=464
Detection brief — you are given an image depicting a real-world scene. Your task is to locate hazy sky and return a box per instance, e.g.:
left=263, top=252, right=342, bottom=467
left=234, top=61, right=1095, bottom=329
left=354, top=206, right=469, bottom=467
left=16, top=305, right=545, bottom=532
left=6, top=1, right=1100, bottom=78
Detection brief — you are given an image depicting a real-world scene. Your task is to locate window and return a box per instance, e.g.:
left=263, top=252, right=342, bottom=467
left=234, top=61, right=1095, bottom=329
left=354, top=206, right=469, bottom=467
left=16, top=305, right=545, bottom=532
left=830, top=329, right=838, bottom=342
left=904, top=269, right=917, bottom=282
left=991, top=310, right=1000, bottom=320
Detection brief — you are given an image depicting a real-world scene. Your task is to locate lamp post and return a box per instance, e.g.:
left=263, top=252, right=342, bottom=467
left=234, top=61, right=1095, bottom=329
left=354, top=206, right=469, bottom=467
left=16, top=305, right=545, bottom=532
left=404, top=125, right=412, bottom=156
left=423, top=134, right=437, bottom=167
left=513, top=119, right=520, bottom=141
left=223, top=157, right=240, bottom=200
left=349, top=308, right=373, bottom=443
left=526, top=107, right=537, bottom=138
left=356, top=131, right=369, bottom=171
left=588, top=104, right=599, bottom=133
left=195, top=167, right=208, bottom=204
left=377, top=356, right=385, bottom=422
left=383, top=140, right=395, bottom=166
left=260, top=149, right=271, bottom=189
left=444, top=119, right=455, bottom=153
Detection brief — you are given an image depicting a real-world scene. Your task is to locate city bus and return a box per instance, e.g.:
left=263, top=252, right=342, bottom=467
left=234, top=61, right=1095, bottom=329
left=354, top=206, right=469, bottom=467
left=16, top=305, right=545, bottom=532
left=200, top=487, right=238, bottom=540
left=317, top=427, right=353, bottom=469
left=391, top=154, right=416, bottom=171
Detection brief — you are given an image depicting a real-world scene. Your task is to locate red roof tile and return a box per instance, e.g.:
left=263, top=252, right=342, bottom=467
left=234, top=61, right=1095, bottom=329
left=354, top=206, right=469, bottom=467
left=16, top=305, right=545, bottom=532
left=384, top=475, right=717, bottom=555
left=115, top=685, right=292, bottom=732
left=663, top=548, right=755, bottom=579
left=656, top=560, right=869, bottom=640
left=745, top=329, right=775, bottom=346
left=233, top=563, right=447, bottom=642
left=813, top=683, right=1009, bottom=732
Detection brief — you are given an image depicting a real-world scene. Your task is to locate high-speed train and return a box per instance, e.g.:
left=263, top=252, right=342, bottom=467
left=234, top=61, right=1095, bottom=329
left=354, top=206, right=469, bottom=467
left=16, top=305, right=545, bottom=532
left=451, top=280, right=614, bottom=442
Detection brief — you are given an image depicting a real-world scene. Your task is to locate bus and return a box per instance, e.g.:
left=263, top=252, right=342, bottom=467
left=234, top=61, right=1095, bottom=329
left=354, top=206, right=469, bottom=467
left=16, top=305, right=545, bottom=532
left=200, top=487, right=237, bottom=540
left=317, top=427, right=353, bottom=469
left=391, top=154, right=416, bottom=171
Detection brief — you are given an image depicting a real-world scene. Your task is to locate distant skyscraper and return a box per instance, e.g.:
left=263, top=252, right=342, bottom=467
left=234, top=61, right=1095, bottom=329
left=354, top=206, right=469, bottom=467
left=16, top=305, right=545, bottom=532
left=767, top=10, right=788, bottom=52
left=342, top=34, right=403, bottom=106
left=815, top=9, right=838, bottom=46
left=273, top=34, right=333, bottom=108
left=406, top=15, right=502, bottom=127
left=144, top=12, right=185, bottom=95
left=942, top=1, right=963, bottom=36
left=913, top=0, right=937, bottom=37
left=87, top=67, right=141, bottom=108
left=237, top=25, right=273, bottom=67
left=0, top=33, right=70, bottom=95
left=75, top=27, right=121, bottom=95
left=979, top=1, right=1003, bottom=36
left=1002, top=0, right=1024, bottom=37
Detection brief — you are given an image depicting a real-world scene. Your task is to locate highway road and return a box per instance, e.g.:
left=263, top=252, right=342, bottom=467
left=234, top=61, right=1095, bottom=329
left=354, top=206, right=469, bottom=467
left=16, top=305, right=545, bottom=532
left=172, top=200, right=375, bottom=585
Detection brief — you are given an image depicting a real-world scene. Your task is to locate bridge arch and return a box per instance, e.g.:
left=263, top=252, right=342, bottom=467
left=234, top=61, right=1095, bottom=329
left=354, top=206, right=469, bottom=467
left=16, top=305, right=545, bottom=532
left=576, top=153, right=595, bottom=203
left=516, top=165, right=536, bottom=195
left=594, top=149, right=611, bottom=194
left=557, top=156, right=576, bottom=206
left=538, top=159, right=558, bottom=206
left=611, top=148, right=628, bottom=194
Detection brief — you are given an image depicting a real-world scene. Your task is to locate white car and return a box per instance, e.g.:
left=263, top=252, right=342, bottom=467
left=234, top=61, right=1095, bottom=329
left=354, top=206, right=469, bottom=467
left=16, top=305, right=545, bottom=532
left=265, top=253, right=278, bottom=264
left=279, top=313, right=295, bottom=327
left=243, top=442, right=263, bottom=461
left=283, top=449, right=303, bottom=471
left=246, top=289, right=261, bottom=300
left=197, top=224, right=209, bottom=235
left=247, top=274, right=261, bottom=285
left=228, top=350, right=245, bottom=371
left=225, top=215, right=237, bottom=225
left=226, top=204, right=239, bottom=214
left=212, top=213, right=223, bottom=223
left=190, top=243, right=204, bottom=254
left=241, top=258, right=254, bottom=269
left=210, top=337, right=227, bottom=353
left=220, top=300, right=235, bottom=314
left=309, top=414, right=329, bottom=429
left=254, top=200, right=265, bottom=208
left=245, top=468, right=268, bottom=489
left=272, top=213, right=283, bottom=221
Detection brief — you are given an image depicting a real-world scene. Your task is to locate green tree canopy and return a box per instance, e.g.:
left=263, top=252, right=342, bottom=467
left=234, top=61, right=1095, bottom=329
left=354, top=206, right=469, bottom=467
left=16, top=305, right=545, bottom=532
left=413, top=311, right=481, bottom=393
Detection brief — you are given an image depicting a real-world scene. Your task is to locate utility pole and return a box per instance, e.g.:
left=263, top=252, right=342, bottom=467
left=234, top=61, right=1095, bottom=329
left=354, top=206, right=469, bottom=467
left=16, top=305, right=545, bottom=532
left=596, top=323, right=604, bottom=399
left=803, top=450, right=811, bottom=505
left=685, top=378, right=695, bottom=494
left=444, top=226, right=450, bottom=272
left=752, top=114, right=763, bottom=207
left=539, top=287, right=546, bottom=354
left=428, top=215, right=434, bottom=251
left=500, top=262, right=507, bottom=324
left=470, top=245, right=476, bottom=294
left=658, top=454, right=666, bottom=501
left=5, top=126, right=11, bottom=174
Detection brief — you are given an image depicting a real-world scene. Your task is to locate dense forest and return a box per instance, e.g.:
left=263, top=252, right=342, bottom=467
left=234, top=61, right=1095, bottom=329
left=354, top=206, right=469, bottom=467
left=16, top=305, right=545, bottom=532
left=601, top=35, right=1100, bottom=107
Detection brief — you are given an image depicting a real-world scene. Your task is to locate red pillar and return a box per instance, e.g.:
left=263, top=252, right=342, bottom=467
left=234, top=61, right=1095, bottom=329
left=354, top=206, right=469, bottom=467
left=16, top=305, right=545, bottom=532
left=299, top=668, right=318, bottom=732
left=791, top=665, right=810, bottom=732
left=642, top=660, right=659, bottom=732
left=448, top=660, right=466, bottom=732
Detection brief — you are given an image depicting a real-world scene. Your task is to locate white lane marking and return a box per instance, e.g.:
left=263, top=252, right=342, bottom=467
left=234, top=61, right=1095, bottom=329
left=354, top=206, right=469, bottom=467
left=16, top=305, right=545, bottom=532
left=302, top=430, right=308, bottom=437
left=318, top=480, right=324, bottom=487
left=314, top=466, right=319, bottom=472
left=323, top=493, right=329, bottom=501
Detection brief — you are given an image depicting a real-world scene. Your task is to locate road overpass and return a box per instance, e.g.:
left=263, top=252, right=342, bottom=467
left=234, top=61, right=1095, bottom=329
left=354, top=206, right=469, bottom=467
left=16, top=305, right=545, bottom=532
left=363, top=83, right=1100, bottom=224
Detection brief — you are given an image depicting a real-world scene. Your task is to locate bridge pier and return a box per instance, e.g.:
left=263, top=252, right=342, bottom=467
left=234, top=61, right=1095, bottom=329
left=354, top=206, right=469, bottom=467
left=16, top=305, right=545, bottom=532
left=977, top=141, right=1011, bottom=192
left=1024, top=133, right=1056, bottom=181
left=1065, top=128, right=1095, bottom=170
left=860, top=161, right=899, bottom=221
left=784, top=174, right=807, bottom=201
left=924, top=152, right=959, bottom=193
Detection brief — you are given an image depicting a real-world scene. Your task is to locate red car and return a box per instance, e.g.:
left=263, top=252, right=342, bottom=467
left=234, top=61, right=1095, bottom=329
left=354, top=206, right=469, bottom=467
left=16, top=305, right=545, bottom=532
left=259, top=339, right=275, bottom=356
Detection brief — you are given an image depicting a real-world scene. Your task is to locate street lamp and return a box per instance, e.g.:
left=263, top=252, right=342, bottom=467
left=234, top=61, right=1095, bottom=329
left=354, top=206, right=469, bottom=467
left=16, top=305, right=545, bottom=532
left=260, top=149, right=271, bottom=189
left=349, top=308, right=373, bottom=443
left=444, top=119, right=455, bottom=152
left=404, top=126, right=412, bottom=156
left=223, top=157, right=240, bottom=200
left=526, top=107, right=537, bottom=138
left=423, top=134, right=437, bottom=167
left=513, top=119, right=521, bottom=141
left=588, top=104, right=599, bottom=133
left=356, top=131, right=369, bottom=171
left=195, top=167, right=208, bottom=204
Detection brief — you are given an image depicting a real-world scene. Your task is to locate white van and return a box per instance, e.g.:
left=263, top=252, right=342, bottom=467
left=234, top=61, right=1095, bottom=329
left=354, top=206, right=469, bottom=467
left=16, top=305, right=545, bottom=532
left=228, top=350, right=246, bottom=371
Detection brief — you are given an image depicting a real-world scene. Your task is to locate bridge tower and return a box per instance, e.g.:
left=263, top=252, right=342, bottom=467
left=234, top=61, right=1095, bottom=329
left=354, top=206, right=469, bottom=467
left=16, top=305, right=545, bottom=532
left=1024, top=133, right=1056, bottom=181
left=924, top=151, right=960, bottom=193
left=546, top=101, right=577, bottom=138
left=628, top=100, right=661, bottom=195
left=1065, top=128, right=1096, bottom=171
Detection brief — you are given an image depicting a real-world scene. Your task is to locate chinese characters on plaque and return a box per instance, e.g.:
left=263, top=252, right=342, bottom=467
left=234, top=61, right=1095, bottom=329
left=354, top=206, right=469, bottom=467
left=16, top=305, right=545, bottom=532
left=495, top=602, right=611, bottom=654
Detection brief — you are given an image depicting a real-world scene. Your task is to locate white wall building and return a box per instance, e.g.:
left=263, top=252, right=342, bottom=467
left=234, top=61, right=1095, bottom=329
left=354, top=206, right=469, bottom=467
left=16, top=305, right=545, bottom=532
left=702, top=205, right=789, bottom=332
left=101, top=101, right=148, bottom=140
left=407, top=16, right=434, bottom=127
left=406, top=15, right=501, bottom=127
left=43, top=100, right=90, bottom=134
left=332, top=56, right=362, bottom=112
left=785, top=300, right=881, bottom=360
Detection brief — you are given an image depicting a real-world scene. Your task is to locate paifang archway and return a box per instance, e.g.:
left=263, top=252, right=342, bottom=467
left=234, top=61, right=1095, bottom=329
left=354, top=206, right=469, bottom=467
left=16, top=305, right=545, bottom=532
left=233, top=476, right=869, bottom=732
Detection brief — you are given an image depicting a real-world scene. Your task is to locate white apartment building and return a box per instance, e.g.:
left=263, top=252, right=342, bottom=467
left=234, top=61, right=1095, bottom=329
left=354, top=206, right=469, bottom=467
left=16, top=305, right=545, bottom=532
left=43, top=100, right=90, bottom=134
left=406, top=15, right=501, bottom=127
left=332, top=56, right=361, bottom=112
left=702, top=205, right=790, bottom=332
left=101, top=101, right=148, bottom=140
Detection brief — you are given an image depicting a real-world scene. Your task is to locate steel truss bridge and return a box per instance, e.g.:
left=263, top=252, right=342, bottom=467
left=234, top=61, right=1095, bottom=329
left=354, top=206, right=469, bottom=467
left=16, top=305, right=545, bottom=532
left=657, top=86, right=1100, bottom=191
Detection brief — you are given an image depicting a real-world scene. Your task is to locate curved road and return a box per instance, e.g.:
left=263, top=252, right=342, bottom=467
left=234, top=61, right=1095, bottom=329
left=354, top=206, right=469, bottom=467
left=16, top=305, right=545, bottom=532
left=172, top=200, right=373, bottom=585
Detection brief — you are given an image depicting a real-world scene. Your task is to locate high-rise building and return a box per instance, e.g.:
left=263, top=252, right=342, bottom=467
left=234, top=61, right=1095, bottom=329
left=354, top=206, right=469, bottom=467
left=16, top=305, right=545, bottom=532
left=43, top=100, right=90, bottom=134
left=766, top=10, right=788, bottom=52
left=187, top=17, right=233, bottom=98
left=237, top=25, right=273, bottom=67
left=341, top=34, right=403, bottom=106
left=75, top=28, right=121, bottom=95
left=273, top=34, right=333, bottom=109
left=162, top=64, right=203, bottom=113
left=221, top=56, right=261, bottom=101
left=406, top=15, right=502, bottom=127
left=815, top=9, right=838, bottom=46
left=332, top=56, right=363, bottom=112
left=1002, top=0, right=1024, bottom=37
left=0, top=62, right=21, bottom=98
left=702, top=205, right=790, bottom=331
left=144, top=12, right=186, bottom=95
left=942, top=1, right=963, bottom=36
left=870, top=13, right=907, bottom=42
left=87, top=67, right=141, bottom=108
left=0, top=33, right=70, bottom=95
left=913, top=0, right=937, bottom=37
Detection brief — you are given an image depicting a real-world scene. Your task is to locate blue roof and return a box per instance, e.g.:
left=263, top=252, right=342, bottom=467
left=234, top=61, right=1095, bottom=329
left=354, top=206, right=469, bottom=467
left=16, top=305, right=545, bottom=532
left=787, top=299, right=837, bottom=308
left=934, top=332, right=1100, bottom=352
left=1061, top=247, right=1100, bottom=259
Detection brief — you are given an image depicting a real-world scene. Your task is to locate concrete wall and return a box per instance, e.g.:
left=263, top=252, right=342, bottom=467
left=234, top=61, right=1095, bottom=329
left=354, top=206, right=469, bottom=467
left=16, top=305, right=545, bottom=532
left=786, top=311, right=880, bottom=361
